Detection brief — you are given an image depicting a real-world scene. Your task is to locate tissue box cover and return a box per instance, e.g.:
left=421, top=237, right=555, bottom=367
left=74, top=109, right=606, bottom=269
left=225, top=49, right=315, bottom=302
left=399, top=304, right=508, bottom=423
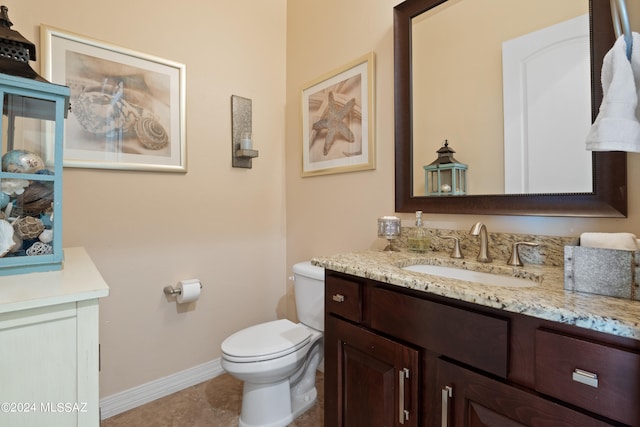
left=564, top=245, right=640, bottom=300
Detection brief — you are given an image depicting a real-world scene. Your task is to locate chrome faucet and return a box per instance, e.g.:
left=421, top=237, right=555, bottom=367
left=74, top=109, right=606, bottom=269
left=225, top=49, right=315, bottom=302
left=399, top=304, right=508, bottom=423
left=469, top=222, right=492, bottom=263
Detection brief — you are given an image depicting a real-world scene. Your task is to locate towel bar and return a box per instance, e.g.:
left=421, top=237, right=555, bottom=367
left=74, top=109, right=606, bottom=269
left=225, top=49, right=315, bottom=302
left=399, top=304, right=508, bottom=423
left=611, top=0, right=632, bottom=59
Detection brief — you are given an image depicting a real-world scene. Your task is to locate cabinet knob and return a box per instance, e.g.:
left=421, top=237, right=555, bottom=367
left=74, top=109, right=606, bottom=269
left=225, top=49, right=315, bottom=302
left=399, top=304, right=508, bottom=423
left=332, top=294, right=345, bottom=303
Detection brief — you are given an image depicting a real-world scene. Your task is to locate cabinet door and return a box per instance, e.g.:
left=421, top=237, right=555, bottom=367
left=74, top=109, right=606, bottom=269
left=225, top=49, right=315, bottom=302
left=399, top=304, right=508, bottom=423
left=436, top=358, right=616, bottom=427
left=325, top=315, right=419, bottom=427
left=0, top=300, right=100, bottom=427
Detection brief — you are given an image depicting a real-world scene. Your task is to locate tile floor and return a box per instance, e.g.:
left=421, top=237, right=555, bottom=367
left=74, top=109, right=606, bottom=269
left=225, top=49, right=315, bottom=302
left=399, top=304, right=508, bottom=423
left=100, top=372, right=324, bottom=426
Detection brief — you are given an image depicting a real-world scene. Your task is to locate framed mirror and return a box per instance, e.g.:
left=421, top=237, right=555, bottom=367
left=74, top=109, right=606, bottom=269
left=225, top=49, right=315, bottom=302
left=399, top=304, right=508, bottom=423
left=394, top=0, right=627, bottom=217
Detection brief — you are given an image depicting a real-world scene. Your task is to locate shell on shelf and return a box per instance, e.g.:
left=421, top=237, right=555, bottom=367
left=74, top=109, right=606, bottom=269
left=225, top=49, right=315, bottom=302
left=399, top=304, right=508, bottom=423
left=1, top=178, right=29, bottom=196
left=13, top=216, right=45, bottom=240
left=38, top=229, right=53, bottom=243
left=2, top=149, right=45, bottom=174
left=0, top=219, right=16, bottom=257
left=26, top=241, right=53, bottom=256
left=17, top=182, right=54, bottom=216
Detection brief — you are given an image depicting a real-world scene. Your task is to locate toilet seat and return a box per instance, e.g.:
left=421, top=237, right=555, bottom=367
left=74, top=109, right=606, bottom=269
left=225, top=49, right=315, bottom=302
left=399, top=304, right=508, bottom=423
left=222, top=319, right=311, bottom=363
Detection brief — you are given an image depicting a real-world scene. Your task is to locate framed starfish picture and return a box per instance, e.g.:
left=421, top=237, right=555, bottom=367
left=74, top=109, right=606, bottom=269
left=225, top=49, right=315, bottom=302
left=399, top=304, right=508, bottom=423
left=301, top=53, right=375, bottom=176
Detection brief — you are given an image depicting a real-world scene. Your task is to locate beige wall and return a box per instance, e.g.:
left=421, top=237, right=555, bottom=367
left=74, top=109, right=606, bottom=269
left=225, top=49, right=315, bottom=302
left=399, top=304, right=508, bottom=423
left=7, top=0, right=287, bottom=397
left=6, top=0, right=640, bottom=402
left=285, top=0, right=640, bottom=292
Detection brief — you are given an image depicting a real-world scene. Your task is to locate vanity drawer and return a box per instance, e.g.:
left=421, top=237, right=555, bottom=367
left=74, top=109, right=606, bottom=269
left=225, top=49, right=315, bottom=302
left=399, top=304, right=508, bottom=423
left=535, top=329, right=640, bottom=426
left=325, top=275, right=362, bottom=322
left=369, top=287, right=508, bottom=378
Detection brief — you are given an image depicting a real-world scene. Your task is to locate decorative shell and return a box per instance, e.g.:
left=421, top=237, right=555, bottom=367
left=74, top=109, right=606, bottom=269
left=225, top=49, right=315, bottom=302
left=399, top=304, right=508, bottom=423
left=26, top=241, right=53, bottom=256
left=0, top=219, right=16, bottom=257
left=2, top=150, right=45, bottom=174
left=0, top=192, right=9, bottom=209
left=1, top=179, right=29, bottom=196
left=38, top=229, right=53, bottom=244
left=13, top=216, right=45, bottom=240
left=10, top=232, right=22, bottom=253
left=17, top=183, right=54, bottom=216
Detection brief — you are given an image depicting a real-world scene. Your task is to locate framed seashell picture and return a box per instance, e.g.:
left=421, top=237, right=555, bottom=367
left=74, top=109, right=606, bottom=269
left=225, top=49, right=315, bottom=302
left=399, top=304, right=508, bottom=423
left=40, top=25, right=187, bottom=172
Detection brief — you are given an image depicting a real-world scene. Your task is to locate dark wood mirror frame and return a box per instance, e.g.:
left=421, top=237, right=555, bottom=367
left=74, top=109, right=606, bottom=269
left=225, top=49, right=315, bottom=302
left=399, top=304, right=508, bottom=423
left=394, top=0, right=627, bottom=217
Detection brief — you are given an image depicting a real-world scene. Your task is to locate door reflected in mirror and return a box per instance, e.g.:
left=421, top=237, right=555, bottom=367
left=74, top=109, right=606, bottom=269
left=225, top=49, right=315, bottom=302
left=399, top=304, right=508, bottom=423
left=411, top=0, right=592, bottom=197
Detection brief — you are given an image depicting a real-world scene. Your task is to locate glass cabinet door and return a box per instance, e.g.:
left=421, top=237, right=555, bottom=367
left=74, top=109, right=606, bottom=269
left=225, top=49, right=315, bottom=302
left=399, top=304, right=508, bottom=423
left=0, top=74, right=69, bottom=274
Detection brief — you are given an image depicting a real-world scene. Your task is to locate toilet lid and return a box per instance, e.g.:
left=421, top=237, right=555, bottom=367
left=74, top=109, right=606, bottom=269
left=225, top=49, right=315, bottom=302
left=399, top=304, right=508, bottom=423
left=221, top=319, right=311, bottom=362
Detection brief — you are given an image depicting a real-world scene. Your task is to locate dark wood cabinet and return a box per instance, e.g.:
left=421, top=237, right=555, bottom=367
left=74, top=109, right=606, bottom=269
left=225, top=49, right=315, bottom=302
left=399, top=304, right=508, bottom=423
left=436, top=358, right=615, bottom=426
left=324, top=269, right=639, bottom=426
left=325, top=315, right=419, bottom=426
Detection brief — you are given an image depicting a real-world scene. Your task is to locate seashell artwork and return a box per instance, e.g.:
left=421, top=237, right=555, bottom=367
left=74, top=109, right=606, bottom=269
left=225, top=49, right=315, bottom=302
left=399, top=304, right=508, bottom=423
left=135, top=114, right=169, bottom=150
left=73, top=88, right=137, bottom=135
left=26, top=241, right=53, bottom=256
left=13, top=216, right=45, bottom=240
left=2, top=149, right=45, bottom=174
left=0, top=219, right=16, bottom=257
left=72, top=83, right=168, bottom=150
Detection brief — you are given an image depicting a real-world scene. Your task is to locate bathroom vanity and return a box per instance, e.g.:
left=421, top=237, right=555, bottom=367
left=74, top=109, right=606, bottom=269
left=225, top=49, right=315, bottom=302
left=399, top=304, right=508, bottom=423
left=0, top=247, right=109, bottom=427
left=316, top=250, right=640, bottom=426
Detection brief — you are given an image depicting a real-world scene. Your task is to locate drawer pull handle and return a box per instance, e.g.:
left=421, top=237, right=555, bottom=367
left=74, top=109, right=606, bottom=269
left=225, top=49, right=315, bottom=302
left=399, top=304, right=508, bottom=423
left=399, top=368, right=410, bottom=424
left=441, top=385, right=453, bottom=427
left=332, top=294, right=345, bottom=303
left=572, top=368, right=599, bottom=388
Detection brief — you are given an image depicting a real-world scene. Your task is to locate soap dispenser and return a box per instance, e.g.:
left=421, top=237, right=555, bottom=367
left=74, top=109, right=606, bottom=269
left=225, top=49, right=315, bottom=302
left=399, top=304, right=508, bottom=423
left=409, top=211, right=430, bottom=253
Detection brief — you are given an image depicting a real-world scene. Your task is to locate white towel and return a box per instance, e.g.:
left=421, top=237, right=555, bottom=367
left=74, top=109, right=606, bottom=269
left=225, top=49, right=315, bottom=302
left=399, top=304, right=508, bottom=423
left=586, top=32, right=640, bottom=152
left=580, top=232, right=639, bottom=251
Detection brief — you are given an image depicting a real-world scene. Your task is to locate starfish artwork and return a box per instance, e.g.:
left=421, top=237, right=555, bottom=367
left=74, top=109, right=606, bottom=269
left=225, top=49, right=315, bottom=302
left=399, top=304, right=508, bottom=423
left=312, top=91, right=356, bottom=155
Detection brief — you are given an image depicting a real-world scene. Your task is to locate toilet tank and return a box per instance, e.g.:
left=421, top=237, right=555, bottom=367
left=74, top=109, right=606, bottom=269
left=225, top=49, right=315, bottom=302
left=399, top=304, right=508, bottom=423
left=292, top=261, right=325, bottom=332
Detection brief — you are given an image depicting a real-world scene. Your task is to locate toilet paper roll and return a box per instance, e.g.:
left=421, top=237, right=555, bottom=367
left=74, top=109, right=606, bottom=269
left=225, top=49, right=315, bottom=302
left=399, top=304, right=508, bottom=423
left=176, top=279, right=201, bottom=304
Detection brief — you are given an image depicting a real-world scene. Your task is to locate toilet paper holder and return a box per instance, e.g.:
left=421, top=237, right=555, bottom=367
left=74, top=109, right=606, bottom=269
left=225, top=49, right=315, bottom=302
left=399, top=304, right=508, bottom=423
left=163, top=281, right=202, bottom=296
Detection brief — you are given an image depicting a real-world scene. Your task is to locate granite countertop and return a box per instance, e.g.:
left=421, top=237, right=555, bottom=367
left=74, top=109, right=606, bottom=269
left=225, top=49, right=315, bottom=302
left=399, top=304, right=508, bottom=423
left=312, top=249, right=640, bottom=340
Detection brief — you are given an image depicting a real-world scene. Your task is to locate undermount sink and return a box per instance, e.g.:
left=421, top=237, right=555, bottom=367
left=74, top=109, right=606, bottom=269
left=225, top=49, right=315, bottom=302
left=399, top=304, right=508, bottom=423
left=402, top=264, right=537, bottom=288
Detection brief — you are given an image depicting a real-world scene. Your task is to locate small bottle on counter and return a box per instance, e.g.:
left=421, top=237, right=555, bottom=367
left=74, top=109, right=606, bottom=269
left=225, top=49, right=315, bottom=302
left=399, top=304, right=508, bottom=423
left=408, top=210, right=430, bottom=253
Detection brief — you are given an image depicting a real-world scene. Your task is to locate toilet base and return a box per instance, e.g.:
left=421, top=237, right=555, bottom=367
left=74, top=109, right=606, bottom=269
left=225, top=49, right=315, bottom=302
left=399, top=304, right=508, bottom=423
left=291, top=385, right=317, bottom=418
left=226, top=329, right=324, bottom=427
left=238, top=381, right=318, bottom=427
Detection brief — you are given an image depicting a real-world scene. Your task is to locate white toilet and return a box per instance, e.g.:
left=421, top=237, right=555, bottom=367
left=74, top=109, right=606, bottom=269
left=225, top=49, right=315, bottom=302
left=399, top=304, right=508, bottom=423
left=221, top=261, right=325, bottom=427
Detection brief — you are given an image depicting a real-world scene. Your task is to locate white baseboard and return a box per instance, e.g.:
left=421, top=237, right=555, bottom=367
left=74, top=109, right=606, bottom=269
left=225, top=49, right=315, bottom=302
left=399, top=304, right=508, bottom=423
left=100, top=358, right=224, bottom=420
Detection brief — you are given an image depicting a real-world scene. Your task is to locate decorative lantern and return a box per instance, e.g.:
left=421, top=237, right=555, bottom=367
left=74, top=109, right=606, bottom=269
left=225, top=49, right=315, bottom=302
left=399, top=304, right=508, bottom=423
left=423, top=140, right=467, bottom=196
left=0, top=6, right=70, bottom=274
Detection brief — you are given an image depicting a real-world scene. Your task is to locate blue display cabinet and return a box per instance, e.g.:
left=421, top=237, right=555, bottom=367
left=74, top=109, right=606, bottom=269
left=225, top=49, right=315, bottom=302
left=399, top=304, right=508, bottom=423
left=0, top=73, right=70, bottom=274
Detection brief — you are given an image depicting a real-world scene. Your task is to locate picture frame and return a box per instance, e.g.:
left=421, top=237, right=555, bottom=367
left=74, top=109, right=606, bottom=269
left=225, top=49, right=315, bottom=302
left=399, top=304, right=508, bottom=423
left=301, top=52, right=375, bottom=177
left=40, top=25, right=187, bottom=172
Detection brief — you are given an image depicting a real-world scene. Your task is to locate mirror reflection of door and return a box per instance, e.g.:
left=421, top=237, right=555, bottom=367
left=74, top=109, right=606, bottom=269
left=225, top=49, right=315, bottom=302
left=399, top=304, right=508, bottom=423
left=411, top=0, right=590, bottom=197
left=502, top=14, right=592, bottom=194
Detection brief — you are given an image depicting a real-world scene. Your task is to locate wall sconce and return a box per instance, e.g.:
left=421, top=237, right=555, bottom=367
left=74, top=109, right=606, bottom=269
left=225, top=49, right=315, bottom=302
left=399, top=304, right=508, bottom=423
left=231, top=95, right=258, bottom=169
left=423, top=140, right=467, bottom=196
